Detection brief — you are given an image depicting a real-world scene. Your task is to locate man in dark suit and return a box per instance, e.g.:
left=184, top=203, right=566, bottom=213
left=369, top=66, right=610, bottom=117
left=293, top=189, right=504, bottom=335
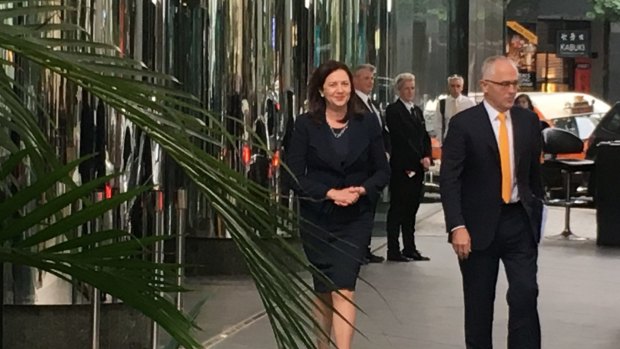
left=440, top=55, right=544, bottom=348
left=353, top=64, right=391, bottom=264
left=385, top=72, right=432, bottom=262
left=352, top=64, right=391, bottom=154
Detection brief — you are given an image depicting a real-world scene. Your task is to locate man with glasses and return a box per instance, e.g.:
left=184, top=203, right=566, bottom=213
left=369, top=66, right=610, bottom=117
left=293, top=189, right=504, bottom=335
left=440, top=56, right=544, bottom=348
left=433, top=74, right=475, bottom=144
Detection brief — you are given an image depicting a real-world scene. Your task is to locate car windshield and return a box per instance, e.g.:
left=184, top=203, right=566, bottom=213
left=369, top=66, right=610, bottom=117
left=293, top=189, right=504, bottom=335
left=552, top=113, right=604, bottom=139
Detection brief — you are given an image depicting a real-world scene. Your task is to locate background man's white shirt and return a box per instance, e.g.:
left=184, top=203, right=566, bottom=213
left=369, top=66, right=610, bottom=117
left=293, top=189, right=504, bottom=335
left=434, top=94, right=476, bottom=143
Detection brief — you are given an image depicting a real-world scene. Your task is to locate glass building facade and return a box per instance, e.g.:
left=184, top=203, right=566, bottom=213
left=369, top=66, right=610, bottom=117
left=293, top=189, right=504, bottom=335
left=2, top=0, right=504, bottom=305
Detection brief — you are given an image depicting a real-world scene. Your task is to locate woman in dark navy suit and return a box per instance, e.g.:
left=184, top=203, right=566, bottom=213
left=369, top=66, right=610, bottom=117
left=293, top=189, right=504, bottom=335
left=287, top=60, right=390, bottom=349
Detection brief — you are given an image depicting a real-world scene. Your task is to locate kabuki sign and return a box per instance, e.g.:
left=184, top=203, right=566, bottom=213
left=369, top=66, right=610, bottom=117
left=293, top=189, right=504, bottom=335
left=556, top=30, right=590, bottom=58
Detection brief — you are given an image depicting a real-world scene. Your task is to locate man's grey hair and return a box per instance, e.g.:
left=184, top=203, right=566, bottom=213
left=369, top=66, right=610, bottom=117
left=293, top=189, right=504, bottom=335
left=394, top=72, right=415, bottom=93
left=447, top=74, right=464, bottom=84
left=353, top=63, right=376, bottom=75
left=481, top=55, right=517, bottom=79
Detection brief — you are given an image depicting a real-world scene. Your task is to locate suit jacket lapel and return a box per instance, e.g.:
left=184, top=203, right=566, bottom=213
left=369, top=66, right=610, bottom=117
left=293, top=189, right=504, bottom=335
left=510, top=107, right=525, bottom=171
left=312, top=116, right=366, bottom=172
left=343, top=116, right=366, bottom=167
left=475, top=103, right=500, bottom=164
left=396, top=100, right=419, bottom=128
left=355, top=94, right=372, bottom=113
left=310, top=121, right=344, bottom=171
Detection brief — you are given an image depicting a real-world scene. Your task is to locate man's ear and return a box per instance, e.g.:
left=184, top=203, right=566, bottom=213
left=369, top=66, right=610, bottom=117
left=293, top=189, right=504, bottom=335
left=479, top=80, right=488, bottom=93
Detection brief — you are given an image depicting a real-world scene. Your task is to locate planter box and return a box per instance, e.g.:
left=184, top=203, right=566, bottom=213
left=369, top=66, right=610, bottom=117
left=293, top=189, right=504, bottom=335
left=3, top=303, right=151, bottom=349
left=165, top=236, right=304, bottom=276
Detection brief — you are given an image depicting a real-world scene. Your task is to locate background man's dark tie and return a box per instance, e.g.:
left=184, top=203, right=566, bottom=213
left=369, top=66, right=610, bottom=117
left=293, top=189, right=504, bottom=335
left=368, top=97, right=382, bottom=126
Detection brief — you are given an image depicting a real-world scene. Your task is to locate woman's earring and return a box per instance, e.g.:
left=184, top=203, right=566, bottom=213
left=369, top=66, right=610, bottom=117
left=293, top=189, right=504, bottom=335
left=319, top=91, right=324, bottom=97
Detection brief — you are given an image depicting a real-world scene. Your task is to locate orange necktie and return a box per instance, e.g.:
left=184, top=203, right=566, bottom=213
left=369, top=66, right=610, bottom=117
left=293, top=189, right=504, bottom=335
left=498, top=112, right=512, bottom=203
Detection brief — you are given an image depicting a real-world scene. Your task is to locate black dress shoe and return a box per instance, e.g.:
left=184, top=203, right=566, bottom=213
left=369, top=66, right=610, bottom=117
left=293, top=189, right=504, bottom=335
left=366, top=252, right=385, bottom=263
left=386, top=253, right=413, bottom=262
left=402, top=250, right=430, bottom=261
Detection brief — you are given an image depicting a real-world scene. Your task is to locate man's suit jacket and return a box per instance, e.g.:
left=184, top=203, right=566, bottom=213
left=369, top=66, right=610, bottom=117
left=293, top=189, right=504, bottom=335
left=287, top=112, right=390, bottom=224
left=385, top=99, right=432, bottom=173
left=439, top=103, right=545, bottom=250
left=352, top=93, right=391, bottom=154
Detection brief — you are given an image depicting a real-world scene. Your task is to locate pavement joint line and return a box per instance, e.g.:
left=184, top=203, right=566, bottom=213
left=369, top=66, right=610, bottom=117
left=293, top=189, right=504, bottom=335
left=202, top=203, right=444, bottom=347
left=202, top=310, right=267, bottom=348
left=371, top=203, right=444, bottom=253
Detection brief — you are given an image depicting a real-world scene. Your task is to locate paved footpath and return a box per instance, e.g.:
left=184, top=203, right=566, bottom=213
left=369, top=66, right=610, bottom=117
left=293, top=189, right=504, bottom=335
left=178, top=203, right=620, bottom=349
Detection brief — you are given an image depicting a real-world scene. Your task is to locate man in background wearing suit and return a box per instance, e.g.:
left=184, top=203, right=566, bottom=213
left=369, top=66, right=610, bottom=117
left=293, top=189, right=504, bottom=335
left=440, top=56, right=544, bottom=348
left=385, top=73, right=432, bottom=262
left=352, top=64, right=391, bottom=155
left=352, top=63, right=389, bottom=264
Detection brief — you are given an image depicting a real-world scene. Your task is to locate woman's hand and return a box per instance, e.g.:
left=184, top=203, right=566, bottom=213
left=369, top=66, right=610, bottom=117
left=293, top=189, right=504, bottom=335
left=350, top=186, right=367, bottom=196
left=326, top=187, right=361, bottom=206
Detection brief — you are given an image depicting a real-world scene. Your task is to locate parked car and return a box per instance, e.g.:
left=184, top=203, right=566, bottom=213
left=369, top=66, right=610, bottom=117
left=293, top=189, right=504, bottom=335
left=526, top=92, right=611, bottom=160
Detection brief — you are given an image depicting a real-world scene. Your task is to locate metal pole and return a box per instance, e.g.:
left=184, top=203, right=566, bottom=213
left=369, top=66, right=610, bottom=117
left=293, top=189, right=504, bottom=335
left=103, top=187, right=114, bottom=304
left=72, top=196, right=84, bottom=305
left=91, top=191, right=104, bottom=349
left=175, top=189, right=187, bottom=310
left=150, top=190, right=165, bottom=349
left=1, top=252, right=3, bottom=349
left=563, top=171, right=572, bottom=236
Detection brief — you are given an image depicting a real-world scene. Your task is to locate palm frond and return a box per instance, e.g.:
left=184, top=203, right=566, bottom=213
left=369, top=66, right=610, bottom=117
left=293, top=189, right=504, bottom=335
left=0, top=152, right=201, bottom=348
left=0, top=3, right=333, bottom=348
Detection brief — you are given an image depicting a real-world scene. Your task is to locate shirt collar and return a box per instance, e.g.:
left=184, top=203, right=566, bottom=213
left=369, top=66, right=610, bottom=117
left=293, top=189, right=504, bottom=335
left=400, top=98, right=415, bottom=110
left=483, top=100, right=510, bottom=122
left=447, top=94, right=464, bottom=102
left=355, top=90, right=371, bottom=102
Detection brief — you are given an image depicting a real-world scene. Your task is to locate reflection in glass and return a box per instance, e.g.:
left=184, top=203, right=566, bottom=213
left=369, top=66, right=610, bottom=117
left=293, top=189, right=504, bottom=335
left=2, top=2, right=503, bottom=299
left=468, top=0, right=504, bottom=93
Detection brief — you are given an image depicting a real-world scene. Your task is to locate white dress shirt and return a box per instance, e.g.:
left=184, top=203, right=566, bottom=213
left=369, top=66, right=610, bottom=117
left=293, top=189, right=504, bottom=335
left=434, top=94, right=476, bottom=143
left=483, top=100, right=519, bottom=202
left=399, top=98, right=415, bottom=112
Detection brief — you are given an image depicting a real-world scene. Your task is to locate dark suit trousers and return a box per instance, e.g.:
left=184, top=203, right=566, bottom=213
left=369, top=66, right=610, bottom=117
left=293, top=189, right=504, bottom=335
left=386, top=169, right=424, bottom=254
left=459, top=203, right=540, bottom=349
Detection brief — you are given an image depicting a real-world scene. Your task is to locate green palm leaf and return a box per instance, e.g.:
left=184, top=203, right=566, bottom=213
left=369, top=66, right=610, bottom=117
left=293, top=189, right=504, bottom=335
left=0, top=153, right=201, bottom=348
left=0, top=2, right=336, bottom=349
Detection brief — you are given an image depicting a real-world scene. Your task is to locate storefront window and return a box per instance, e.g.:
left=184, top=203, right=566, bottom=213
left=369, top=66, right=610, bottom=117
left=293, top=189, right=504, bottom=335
left=468, top=0, right=504, bottom=93
left=390, top=0, right=450, bottom=104
left=537, top=53, right=570, bottom=92
left=506, top=21, right=538, bottom=92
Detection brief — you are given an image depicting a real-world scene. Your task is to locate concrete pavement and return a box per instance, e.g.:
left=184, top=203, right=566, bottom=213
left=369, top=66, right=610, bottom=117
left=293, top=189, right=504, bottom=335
left=179, top=203, right=620, bottom=349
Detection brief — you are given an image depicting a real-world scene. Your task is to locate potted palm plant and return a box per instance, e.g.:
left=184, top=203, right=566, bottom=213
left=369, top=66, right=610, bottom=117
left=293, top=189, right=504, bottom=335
left=1, top=2, right=326, bottom=348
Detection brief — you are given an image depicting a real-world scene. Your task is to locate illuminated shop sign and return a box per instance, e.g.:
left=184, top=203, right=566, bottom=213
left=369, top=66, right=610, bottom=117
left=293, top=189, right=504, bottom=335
left=556, top=30, right=590, bottom=58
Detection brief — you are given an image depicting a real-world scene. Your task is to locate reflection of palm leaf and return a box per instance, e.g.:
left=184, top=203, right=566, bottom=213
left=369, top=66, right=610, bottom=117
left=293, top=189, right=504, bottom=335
left=1, top=3, right=327, bottom=348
